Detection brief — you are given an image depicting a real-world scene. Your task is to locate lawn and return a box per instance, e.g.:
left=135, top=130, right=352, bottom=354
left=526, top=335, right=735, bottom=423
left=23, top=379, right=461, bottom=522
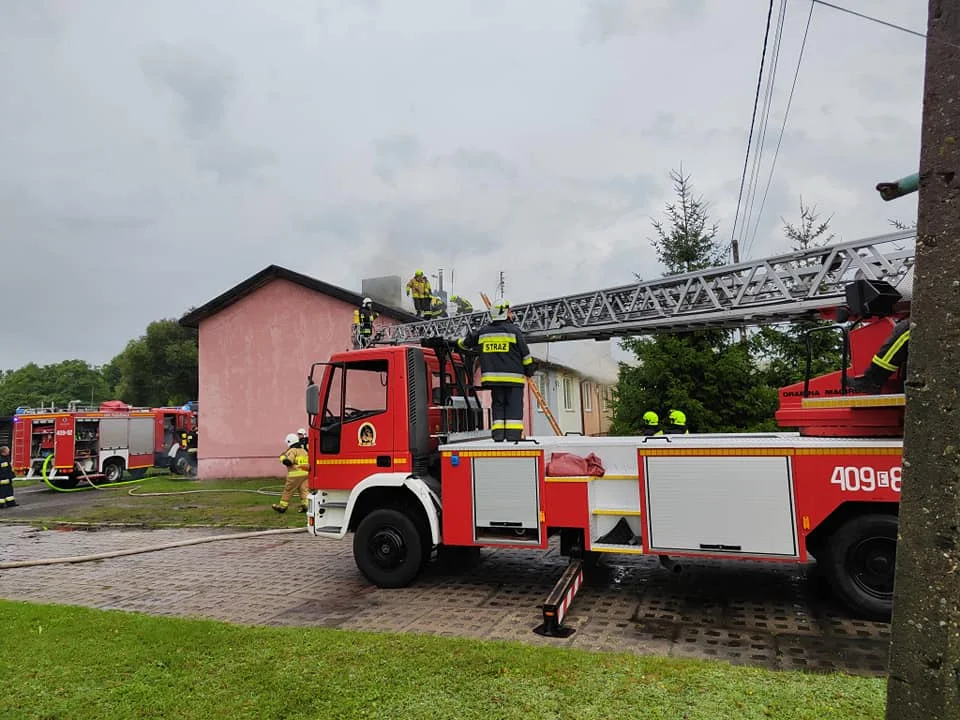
left=1, top=599, right=885, bottom=720
left=11, top=475, right=304, bottom=529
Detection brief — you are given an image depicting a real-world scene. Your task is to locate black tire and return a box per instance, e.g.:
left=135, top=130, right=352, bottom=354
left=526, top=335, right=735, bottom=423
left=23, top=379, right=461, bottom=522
left=127, top=468, right=148, bottom=480
left=49, top=473, right=81, bottom=490
left=821, top=513, right=897, bottom=622
left=102, top=460, right=124, bottom=484
left=353, top=508, right=425, bottom=588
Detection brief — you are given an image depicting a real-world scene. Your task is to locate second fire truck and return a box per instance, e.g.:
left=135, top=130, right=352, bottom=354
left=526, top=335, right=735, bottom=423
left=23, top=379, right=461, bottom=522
left=11, top=402, right=197, bottom=489
left=302, top=231, right=914, bottom=627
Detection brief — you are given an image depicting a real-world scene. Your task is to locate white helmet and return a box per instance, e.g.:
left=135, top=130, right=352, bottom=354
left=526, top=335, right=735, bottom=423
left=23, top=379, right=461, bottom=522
left=362, top=297, right=372, bottom=306
left=285, top=433, right=299, bottom=447
left=491, top=298, right=511, bottom=321
left=297, top=427, right=307, bottom=436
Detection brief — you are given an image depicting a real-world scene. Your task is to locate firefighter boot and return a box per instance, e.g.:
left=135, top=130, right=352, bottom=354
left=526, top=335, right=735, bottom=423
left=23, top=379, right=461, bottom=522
left=272, top=501, right=288, bottom=514
left=298, top=502, right=308, bottom=513
left=847, top=363, right=890, bottom=394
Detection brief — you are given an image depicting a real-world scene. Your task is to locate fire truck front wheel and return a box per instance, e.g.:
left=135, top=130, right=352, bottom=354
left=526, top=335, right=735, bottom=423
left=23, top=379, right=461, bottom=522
left=821, top=512, right=897, bottom=622
left=353, top=508, right=425, bottom=588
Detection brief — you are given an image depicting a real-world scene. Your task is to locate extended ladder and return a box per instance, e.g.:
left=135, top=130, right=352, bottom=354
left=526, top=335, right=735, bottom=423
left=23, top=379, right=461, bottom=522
left=379, top=230, right=916, bottom=345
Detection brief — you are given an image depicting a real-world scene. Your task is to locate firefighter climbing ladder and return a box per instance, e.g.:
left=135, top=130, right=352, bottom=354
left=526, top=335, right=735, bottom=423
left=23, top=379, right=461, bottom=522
left=381, top=230, right=916, bottom=344
left=478, top=291, right=563, bottom=436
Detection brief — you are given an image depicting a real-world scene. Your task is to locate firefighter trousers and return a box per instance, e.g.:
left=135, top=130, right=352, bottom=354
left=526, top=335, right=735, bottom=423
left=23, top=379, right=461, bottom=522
left=279, top=473, right=309, bottom=507
left=0, top=478, right=14, bottom=506
left=490, top=385, right=525, bottom=442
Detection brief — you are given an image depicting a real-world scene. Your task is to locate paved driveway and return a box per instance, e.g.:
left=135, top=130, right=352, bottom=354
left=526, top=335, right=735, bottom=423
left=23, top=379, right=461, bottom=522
left=0, top=523, right=890, bottom=676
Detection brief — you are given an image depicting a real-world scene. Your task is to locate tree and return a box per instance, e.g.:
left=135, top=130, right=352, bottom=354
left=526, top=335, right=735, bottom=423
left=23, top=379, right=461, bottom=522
left=110, top=319, right=198, bottom=407
left=754, top=198, right=843, bottom=389
left=0, top=360, right=111, bottom=416
left=610, top=168, right=779, bottom=434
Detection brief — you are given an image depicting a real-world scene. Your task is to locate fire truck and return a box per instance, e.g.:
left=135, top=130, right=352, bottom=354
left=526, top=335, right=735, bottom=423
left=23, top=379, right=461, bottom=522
left=302, top=230, right=914, bottom=628
left=11, top=402, right=197, bottom=489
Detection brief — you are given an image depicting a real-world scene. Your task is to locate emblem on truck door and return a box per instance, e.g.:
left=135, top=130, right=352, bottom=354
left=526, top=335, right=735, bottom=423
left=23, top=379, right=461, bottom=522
left=358, top=422, right=376, bottom=447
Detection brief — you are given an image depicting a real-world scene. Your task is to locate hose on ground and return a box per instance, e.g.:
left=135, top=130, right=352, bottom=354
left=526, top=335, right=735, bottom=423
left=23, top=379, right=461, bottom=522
left=126, top=485, right=283, bottom=497
left=0, top=527, right=306, bottom=570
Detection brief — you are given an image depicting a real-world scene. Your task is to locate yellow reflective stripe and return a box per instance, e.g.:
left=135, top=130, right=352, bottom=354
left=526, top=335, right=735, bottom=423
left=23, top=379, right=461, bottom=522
left=457, top=338, right=468, bottom=349
left=0, top=479, right=10, bottom=485
left=481, top=373, right=526, bottom=383
left=287, top=470, right=308, bottom=478
left=478, top=333, right=516, bottom=343
left=491, top=420, right=506, bottom=429
left=522, top=356, right=533, bottom=365
left=504, top=422, right=524, bottom=430
left=873, top=329, right=909, bottom=371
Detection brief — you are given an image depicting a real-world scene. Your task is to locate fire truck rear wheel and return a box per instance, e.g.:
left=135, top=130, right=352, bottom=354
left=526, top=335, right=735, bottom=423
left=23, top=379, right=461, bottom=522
left=822, top=513, right=897, bottom=622
left=102, top=461, right=124, bottom=484
left=353, top=508, right=425, bottom=588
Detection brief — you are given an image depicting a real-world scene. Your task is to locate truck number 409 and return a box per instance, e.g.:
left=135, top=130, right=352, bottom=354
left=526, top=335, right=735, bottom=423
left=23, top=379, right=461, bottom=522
left=830, top=465, right=901, bottom=493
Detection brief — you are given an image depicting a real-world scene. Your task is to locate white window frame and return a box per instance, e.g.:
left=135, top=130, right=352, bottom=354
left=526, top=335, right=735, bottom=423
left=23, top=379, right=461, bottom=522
left=582, top=381, right=593, bottom=412
left=562, top=376, right=574, bottom=412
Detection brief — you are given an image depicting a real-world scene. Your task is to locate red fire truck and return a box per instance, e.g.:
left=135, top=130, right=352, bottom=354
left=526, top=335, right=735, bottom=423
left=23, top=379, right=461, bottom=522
left=302, top=231, right=914, bottom=628
left=11, top=402, right=197, bottom=489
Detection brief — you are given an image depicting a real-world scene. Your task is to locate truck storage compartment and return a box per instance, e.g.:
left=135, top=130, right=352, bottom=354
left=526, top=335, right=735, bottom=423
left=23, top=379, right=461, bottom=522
left=644, top=455, right=799, bottom=557
left=472, top=455, right=541, bottom=544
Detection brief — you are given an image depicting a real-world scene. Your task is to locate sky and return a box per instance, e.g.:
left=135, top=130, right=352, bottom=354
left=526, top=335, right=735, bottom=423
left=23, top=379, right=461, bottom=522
left=0, top=0, right=927, bottom=373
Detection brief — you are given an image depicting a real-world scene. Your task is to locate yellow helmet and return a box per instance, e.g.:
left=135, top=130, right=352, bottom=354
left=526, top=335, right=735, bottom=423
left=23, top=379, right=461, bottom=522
left=642, top=411, right=659, bottom=426
left=415, top=269, right=424, bottom=276
left=668, top=409, right=686, bottom=426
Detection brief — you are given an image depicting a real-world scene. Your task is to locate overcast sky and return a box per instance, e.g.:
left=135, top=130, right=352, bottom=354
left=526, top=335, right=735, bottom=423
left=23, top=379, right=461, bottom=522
left=1, top=0, right=926, bottom=371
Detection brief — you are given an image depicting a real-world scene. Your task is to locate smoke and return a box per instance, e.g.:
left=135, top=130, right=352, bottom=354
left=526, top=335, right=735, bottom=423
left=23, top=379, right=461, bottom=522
left=533, top=340, right=619, bottom=384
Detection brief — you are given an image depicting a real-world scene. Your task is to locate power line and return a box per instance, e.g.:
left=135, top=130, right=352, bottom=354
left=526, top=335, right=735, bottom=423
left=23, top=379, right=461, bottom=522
left=811, top=0, right=925, bottom=39
left=744, top=0, right=816, bottom=259
left=741, top=0, right=787, bottom=259
left=728, top=0, right=775, bottom=264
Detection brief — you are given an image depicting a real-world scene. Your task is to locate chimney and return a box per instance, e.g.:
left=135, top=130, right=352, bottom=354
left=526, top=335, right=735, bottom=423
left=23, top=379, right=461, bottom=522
left=361, top=275, right=403, bottom=309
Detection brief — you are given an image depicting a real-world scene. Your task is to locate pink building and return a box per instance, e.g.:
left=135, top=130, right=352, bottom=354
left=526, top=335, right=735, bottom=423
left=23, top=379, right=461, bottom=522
left=179, top=265, right=419, bottom=479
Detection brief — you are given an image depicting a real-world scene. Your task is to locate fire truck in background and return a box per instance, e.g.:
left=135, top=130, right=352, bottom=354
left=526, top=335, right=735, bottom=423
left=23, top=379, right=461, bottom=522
left=11, top=401, right=197, bottom=489
left=301, top=230, right=915, bottom=629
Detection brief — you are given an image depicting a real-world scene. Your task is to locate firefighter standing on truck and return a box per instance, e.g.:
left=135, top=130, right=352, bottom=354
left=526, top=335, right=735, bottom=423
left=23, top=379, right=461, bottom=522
left=847, top=318, right=910, bottom=394
left=405, top=270, right=432, bottom=317
left=456, top=298, right=535, bottom=442
left=641, top=411, right=662, bottom=436
left=0, top=446, right=17, bottom=509
left=273, top=433, right=309, bottom=513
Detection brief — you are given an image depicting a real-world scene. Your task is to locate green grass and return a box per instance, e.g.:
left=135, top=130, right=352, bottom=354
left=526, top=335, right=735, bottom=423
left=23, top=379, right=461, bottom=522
left=1, top=600, right=885, bottom=720
left=16, top=475, right=304, bottom=529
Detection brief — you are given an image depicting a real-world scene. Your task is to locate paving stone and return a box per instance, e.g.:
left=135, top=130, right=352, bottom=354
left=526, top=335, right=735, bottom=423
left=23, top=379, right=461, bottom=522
left=0, top=524, right=892, bottom=675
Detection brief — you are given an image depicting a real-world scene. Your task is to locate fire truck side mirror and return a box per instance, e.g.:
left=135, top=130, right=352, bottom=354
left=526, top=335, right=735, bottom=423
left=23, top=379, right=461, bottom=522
left=306, top=383, right=320, bottom=417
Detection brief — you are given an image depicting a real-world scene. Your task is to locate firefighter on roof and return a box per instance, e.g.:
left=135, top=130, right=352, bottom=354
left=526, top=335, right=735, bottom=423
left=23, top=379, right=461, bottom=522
left=273, top=433, right=309, bottom=513
left=641, top=411, right=662, bottom=436
left=354, top=297, right=378, bottom=348
left=456, top=298, right=535, bottom=442
left=422, top=296, right=448, bottom=319
left=405, top=270, right=432, bottom=317
left=0, top=446, right=17, bottom=509
left=451, top=294, right=473, bottom=315
left=664, top=409, right=689, bottom=434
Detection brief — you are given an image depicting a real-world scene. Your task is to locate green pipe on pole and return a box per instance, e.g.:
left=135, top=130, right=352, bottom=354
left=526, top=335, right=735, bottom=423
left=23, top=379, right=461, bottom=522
left=876, top=172, right=919, bottom=201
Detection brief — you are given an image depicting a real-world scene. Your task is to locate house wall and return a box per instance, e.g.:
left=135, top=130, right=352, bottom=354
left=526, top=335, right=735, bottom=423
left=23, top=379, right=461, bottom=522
left=581, top=381, right=614, bottom=436
left=196, top=278, right=403, bottom=479
left=529, top=368, right=583, bottom=436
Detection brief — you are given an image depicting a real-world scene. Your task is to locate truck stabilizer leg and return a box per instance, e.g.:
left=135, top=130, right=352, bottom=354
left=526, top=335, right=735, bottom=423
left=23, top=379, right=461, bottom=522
left=533, top=558, right=583, bottom=638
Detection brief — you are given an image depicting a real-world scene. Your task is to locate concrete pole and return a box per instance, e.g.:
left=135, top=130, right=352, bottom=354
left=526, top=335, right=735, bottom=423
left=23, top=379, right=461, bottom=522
left=885, top=3, right=960, bottom=718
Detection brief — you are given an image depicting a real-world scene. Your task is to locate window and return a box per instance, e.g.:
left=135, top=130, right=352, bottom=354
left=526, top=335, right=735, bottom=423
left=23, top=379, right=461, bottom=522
left=582, top=382, right=593, bottom=412
left=562, top=376, right=574, bottom=411
left=320, top=360, right=389, bottom=453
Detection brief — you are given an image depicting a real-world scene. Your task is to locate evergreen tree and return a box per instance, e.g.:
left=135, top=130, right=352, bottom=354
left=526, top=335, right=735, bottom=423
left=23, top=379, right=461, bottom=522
left=610, top=168, right=778, bottom=434
left=754, top=199, right=843, bottom=389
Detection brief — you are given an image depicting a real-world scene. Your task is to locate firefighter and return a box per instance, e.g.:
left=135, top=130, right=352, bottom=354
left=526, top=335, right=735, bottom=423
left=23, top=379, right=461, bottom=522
left=295, top=427, right=308, bottom=451
left=0, top=446, right=17, bottom=509
left=273, top=433, right=309, bottom=513
left=456, top=298, right=535, bottom=442
left=641, top=411, right=662, bottom=436
left=664, top=409, right=689, bottom=434
left=422, top=296, right=448, bottom=319
left=354, top=297, right=378, bottom=348
left=847, top=318, right=910, bottom=394
left=450, top=294, right=473, bottom=315
left=405, top=270, right=432, bottom=317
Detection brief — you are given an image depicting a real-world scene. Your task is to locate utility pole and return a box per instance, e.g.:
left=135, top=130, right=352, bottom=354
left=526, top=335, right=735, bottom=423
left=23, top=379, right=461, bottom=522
left=886, top=3, right=960, bottom=718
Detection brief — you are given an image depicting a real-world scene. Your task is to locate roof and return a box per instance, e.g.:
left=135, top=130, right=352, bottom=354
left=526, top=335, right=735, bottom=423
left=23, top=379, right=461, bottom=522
left=179, top=264, right=421, bottom=328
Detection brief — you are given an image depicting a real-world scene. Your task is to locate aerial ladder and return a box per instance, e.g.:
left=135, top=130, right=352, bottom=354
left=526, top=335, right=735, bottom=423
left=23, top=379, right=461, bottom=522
left=377, top=230, right=916, bottom=345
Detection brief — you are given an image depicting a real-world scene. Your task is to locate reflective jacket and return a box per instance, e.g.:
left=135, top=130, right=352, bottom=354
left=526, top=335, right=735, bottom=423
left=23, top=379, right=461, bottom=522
left=406, top=276, right=432, bottom=299
left=457, top=319, right=534, bottom=387
left=354, top=307, right=377, bottom=335
left=280, top=446, right=309, bottom=478
left=452, top=297, right=473, bottom=314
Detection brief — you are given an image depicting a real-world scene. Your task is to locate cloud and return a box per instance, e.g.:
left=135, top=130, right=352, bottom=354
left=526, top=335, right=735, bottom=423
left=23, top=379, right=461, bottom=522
left=0, top=0, right=928, bottom=369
